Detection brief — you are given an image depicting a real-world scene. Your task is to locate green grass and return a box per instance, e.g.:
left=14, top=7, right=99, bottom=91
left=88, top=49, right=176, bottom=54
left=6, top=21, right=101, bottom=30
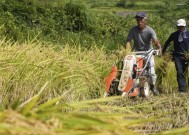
left=137, top=1, right=164, bottom=6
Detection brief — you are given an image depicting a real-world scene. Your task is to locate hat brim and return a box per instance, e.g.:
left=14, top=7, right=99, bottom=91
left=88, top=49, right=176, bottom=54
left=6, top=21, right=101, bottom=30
left=135, top=16, right=145, bottom=18
left=177, top=24, right=186, bottom=26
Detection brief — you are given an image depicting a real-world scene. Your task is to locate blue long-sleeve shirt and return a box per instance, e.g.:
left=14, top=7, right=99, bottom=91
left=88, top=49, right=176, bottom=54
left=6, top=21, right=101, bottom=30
left=162, top=30, right=189, bottom=56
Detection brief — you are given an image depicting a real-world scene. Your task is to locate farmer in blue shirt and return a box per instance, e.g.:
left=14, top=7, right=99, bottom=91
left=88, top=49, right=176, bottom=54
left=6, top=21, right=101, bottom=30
left=163, top=19, right=189, bottom=93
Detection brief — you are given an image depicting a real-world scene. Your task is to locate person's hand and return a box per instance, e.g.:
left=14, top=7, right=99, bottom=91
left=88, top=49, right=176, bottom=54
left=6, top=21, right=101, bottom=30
left=158, top=48, right=162, bottom=57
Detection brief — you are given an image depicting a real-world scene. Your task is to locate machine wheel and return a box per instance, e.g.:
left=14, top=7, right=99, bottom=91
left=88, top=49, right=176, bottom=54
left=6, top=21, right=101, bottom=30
left=140, top=81, right=150, bottom=97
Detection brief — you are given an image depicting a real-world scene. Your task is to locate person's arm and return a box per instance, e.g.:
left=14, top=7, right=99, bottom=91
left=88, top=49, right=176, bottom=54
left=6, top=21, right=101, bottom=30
left=185, top=31, right=189, bottom=52
left=150, top=30, right=162, bottom=55
left=153, top=39, right=162, bottom=56
left=125, top=28, right=133, bottom=53
left=150, top=28, right=162, bottom=55
left=125, top=40, right=132, bottom=51
left=162, top=33, right=173, bottom=54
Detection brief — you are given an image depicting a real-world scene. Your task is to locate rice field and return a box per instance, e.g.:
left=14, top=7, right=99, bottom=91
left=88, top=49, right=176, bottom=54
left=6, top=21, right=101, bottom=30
left=0, top=0, right=189, bottom=134
left=0, top=39, right=189, bottom=135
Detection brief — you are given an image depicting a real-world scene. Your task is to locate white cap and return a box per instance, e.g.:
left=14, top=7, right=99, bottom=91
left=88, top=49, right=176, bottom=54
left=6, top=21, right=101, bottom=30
left=177, top=19, right=186, bottom=26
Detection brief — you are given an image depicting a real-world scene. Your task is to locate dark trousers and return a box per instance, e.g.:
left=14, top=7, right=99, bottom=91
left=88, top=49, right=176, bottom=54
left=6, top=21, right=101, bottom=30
left=174, top=56, right=188, bottom=92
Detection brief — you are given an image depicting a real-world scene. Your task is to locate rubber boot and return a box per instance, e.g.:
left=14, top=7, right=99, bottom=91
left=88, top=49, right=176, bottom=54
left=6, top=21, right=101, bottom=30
left=150, top=85, right=159, bottom=96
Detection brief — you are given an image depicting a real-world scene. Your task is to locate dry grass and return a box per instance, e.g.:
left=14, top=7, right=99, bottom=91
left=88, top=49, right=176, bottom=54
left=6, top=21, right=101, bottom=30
left=0, top=40, right=189, bottom=135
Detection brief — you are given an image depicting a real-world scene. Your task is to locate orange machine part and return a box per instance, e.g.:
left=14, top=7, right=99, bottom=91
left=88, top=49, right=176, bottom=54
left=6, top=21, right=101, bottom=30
left=105, top=65, right=118, bottom=92
left=124, top=77, right=133, bottom=93
left=136, top=57, right=144, bottom=74
left=128, top=87, right=140, bottom=97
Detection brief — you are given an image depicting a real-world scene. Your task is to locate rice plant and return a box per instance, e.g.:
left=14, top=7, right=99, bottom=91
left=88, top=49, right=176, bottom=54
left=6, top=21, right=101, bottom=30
left=0, top=38, right=189, bottom=135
